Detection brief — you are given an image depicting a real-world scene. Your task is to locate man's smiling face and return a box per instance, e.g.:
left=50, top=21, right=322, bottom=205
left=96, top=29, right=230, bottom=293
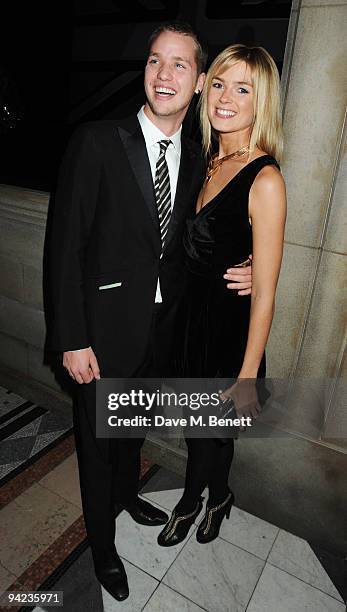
left=144, top=30, right=204, bottom=124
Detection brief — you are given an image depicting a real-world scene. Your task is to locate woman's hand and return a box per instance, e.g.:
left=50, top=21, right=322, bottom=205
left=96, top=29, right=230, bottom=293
left=220, top=379, right=260, bottom=431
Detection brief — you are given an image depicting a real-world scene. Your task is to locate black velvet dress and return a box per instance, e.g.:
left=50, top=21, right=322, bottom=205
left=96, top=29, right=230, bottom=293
left=178, top=155, right=280, bottom=379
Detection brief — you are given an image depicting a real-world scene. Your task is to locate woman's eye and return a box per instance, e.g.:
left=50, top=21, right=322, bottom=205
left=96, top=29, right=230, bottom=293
left=238, top=87, right=249, bottom=94
left=212, top=82, right=223, bottom=89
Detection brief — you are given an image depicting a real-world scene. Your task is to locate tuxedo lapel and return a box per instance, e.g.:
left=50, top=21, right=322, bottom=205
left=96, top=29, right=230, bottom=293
left=117, top=120, right=159, bottom=230
left=163, top=138, right=198, bottom=251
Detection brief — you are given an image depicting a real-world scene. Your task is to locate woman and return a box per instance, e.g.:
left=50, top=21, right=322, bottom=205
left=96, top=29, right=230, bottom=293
left=157, top=44, right=286, bottom=546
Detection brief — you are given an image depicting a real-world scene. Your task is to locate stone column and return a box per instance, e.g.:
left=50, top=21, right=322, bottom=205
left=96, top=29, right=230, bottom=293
left=267, top=0, right=347, bottom=451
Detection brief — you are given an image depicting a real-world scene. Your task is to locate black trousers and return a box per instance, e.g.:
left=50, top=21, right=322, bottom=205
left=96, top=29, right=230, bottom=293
left=73, top=303, right=174, bottom=561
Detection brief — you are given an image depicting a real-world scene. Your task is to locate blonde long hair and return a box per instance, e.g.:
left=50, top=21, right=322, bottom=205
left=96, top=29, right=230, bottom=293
left=199, top=44, right=283, bottom=161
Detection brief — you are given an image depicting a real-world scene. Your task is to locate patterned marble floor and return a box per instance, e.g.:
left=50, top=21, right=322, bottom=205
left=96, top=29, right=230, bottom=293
left=92, top=486, right=345, bottom=612
left=0, top=384, right=72, bottom=486
left=0, top=439, right=153, bottom=612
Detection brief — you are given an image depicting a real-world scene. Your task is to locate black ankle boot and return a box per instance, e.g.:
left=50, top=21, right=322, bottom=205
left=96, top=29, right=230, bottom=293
left=196, top=491, right=234, bottom=544
left=157, top=497, right=204, bottom=547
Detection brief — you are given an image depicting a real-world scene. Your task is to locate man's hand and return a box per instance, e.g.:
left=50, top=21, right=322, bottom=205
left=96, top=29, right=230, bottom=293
left=224, top=255, right=252, bottom=295
left=63, top=347, right=100, bottom=384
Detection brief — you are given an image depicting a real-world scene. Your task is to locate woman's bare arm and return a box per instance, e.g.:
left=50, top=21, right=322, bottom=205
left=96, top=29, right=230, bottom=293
left=238, top=164, right=287, bottom=378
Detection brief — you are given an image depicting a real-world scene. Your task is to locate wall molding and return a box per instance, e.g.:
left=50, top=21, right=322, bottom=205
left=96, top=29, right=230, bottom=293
left=0, top=185, right=49, bottom=228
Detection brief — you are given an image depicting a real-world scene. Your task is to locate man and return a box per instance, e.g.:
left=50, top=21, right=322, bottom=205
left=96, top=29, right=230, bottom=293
left=49, top=22, right=252, bottom=601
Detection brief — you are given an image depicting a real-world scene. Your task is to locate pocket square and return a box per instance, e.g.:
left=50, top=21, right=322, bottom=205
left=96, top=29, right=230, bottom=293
left=98, top=282, right=122, bottom=290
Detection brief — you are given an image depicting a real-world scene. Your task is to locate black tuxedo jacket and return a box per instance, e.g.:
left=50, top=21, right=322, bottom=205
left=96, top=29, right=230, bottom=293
left=49, top=115, right=205, bottom=376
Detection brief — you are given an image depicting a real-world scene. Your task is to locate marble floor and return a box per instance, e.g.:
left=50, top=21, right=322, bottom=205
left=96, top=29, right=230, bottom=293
left=0, top=441, right=84, bottom=599
left=0, top=429, right=345, bottom=611
left=0, top=384, right=73, bottom=486
left=98, top=483, right=346, bottom=612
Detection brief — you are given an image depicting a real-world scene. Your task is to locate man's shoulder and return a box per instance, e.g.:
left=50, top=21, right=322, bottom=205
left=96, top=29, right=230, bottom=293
left=73, top=117, right=137, bottom=139
left=182, top=133, right=199, bottom=151
left=182, top=134, right=205, bottom=169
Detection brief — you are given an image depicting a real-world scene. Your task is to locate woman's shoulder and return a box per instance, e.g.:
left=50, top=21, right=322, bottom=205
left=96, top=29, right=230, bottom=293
left=250, top=151, right=284, bottom=193
left=250, top=149, right=279, bottom=166
left=249, top=153, right=286, bottom=217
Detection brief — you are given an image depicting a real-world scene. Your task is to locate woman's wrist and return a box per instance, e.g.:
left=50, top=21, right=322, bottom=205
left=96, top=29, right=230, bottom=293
left=238, top=368, right=258, bottom=379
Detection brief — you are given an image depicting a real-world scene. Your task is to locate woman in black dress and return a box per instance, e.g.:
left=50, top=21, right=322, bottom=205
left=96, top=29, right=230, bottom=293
left=158, top=44, right=286, bottom=546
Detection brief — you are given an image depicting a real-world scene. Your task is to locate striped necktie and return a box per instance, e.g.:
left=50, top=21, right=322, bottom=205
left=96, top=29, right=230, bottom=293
left=154, top=139, right=172, bottom=248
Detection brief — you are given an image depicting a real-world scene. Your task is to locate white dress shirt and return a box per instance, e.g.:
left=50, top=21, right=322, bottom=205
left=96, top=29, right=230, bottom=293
left=137, top=106, right=182, bottom=302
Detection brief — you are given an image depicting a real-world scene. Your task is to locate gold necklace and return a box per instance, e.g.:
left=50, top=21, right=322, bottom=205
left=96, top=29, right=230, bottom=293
left=205, top=146, right=250, bottom=183
left=199, top=145, right=250, bottom=210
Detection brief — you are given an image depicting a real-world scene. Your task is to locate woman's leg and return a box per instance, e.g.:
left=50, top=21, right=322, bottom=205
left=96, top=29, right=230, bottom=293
left=206, top=439, right=234, bottom=505
left=175, top=438, right=215, bottom=512
left=176, top=437, right=234, bottom=512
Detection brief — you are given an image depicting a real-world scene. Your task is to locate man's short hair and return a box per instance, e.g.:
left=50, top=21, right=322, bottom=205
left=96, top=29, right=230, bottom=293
left=148, top=21, right=208, bottom=74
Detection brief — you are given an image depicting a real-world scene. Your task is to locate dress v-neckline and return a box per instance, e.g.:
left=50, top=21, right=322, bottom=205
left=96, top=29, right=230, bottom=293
left=195, top=155, right=272, bottom=217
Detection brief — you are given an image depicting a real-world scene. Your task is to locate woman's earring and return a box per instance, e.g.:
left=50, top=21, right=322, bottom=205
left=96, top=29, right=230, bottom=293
left=195, top=89, right=200, bottom=94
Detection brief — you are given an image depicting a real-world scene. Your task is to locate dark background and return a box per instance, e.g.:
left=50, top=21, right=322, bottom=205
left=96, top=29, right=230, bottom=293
left=0, top=0, right=292, bottom=191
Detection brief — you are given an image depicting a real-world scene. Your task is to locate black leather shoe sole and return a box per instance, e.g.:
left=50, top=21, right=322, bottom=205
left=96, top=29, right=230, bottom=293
left=115, top=497, right=168, bottom=526
left=126, top=511, right=168, bottom=526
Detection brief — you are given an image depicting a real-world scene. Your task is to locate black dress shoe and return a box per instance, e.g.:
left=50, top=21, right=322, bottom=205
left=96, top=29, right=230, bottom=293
left=157, top=497, right=204, bottom=547
left=94, top=553, right=129, bottom=601
left=196, top=491, right=234, bottom=544
left=115, top=496, right=168, bottom=526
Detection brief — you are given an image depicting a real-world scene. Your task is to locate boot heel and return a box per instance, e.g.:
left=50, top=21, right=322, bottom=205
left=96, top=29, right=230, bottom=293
left=226, top=497, right=233, bottom=519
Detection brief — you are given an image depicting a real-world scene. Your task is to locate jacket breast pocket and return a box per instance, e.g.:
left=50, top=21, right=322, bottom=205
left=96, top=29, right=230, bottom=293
left=98, top=281, right=122, bottom=291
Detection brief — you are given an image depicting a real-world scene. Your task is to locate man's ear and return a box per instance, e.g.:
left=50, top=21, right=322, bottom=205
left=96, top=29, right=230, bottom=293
left=195, top=72, right=206, bottom=94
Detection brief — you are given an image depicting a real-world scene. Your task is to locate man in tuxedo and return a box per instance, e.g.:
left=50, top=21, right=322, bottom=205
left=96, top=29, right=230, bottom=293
left=49, top=22, right=252, bottom=601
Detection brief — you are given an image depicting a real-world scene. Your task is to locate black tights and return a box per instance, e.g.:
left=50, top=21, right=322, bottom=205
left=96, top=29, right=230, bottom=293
left=176, top=437, right=235, bottom=513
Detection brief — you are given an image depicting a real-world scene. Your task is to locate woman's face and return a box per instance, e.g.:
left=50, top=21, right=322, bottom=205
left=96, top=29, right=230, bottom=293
left=207, top=61, right=254, bottom=136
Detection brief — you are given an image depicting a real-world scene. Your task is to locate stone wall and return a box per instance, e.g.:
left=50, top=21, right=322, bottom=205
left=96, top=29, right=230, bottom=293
left=266, top=0, right=347, bottom=451
left=0, top=185, right=59, bottom=390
